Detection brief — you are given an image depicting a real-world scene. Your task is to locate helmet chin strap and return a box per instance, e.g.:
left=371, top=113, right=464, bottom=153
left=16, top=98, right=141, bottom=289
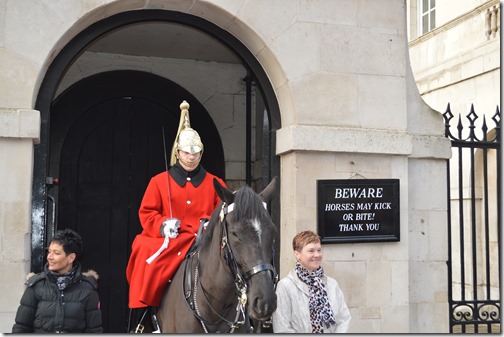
left=177, top=152, right=203, bottom=169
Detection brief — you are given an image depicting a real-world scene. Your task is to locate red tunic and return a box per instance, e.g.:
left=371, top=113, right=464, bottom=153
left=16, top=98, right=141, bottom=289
left=126, top=166, right=225, bottom=308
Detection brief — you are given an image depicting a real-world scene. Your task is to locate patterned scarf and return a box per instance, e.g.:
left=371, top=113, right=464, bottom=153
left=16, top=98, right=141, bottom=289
left=295, top=261, right=336, bottom=333
left=50, top=265, right=78, bottom=291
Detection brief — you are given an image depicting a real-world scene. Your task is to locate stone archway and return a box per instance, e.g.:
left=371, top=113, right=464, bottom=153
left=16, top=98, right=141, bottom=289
left=33, top=7, right=281, bottom=333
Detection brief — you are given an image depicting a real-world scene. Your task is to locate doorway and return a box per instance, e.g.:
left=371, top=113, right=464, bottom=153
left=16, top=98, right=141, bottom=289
left=33, top=9, right=281, bottom=333
left=49, top=70, right=223, bottom=331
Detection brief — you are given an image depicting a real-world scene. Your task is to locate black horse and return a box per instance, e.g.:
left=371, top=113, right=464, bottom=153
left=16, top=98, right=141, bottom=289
left=156, top=177, right=279, bottom=333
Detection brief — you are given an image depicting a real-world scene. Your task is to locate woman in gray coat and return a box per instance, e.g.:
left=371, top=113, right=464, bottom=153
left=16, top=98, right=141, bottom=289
left=272, top=230, right=351, bottom=333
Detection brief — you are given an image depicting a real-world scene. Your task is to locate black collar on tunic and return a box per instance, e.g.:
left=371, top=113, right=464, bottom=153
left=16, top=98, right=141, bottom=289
left=169, top=162, right=207, bottom=187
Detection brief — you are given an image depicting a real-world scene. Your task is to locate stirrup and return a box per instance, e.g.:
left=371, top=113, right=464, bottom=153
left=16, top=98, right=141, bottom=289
left=152, top=311, right=161, bottom=333
left=131, top=308, right=149, bottom=333
left=134, top=324, right=145, bottom=333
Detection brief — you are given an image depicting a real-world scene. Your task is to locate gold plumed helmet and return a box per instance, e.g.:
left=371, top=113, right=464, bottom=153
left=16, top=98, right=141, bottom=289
left=170, top=100, right=204, bottom=167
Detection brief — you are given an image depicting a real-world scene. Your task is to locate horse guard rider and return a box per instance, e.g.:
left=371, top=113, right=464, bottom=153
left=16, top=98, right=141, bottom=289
left=125, top=100, right=226, bottom=332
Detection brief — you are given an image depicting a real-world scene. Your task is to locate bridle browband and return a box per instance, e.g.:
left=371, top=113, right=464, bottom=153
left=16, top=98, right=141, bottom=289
left=182, top=200, right=278, bottom=333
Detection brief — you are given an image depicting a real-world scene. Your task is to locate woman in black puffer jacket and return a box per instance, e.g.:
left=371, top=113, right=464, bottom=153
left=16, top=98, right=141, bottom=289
left=12, top=229, right=103, bottom=333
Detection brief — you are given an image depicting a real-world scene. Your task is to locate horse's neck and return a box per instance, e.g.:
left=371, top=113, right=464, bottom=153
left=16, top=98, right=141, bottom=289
left=197, top=227, right=235, bottom=293
left=186, top=229, right=240, bottom=331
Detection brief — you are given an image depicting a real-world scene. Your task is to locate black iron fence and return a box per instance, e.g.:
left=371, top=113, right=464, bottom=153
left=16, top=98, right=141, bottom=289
left=444, top=103, right=501, bottom=333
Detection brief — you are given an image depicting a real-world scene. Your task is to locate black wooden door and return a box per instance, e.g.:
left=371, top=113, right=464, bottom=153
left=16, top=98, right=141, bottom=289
left=49, top=71, right=224, bottom=332
left=58, top=97, right=169, bottom=332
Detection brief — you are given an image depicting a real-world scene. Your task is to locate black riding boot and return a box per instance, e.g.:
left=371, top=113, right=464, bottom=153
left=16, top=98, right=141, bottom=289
left=127, top=307, right=149, bottom=333
left=151, top=308, right=161, bottom=333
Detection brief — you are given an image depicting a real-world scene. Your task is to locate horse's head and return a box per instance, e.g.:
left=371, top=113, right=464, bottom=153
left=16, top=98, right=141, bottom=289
left=213, top=177, right=279, bottom=322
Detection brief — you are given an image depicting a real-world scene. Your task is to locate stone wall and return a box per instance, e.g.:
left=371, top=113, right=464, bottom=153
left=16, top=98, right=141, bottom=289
left=408, top=0, right=500, bottom=114
left=0, top=0, right=452, bottom=332
left=0, top=109, right=40, bottom=332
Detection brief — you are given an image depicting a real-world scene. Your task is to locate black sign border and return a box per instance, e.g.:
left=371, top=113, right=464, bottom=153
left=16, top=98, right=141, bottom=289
left=317, top=179, right=400, bottom=244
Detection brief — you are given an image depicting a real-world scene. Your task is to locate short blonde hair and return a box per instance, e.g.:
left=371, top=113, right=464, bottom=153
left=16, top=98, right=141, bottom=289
left=292, top=230, right=321, bottom=252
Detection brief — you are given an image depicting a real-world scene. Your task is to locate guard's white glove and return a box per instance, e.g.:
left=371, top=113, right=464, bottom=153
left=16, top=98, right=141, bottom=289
left=147, top=219, right=181, bottom=265
left=160, top=218, right=181, bottom=239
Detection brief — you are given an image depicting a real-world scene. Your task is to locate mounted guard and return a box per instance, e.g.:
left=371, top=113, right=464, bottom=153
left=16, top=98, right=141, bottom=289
left=125, top=101, right=226, bottom=333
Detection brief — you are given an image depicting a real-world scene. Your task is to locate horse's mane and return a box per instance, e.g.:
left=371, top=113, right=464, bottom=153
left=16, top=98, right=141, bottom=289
left=232, top=186, right=267, bottom=221
left=200, top=203, right=222, bottom=245
left=199, top=186, right=268, bottom=246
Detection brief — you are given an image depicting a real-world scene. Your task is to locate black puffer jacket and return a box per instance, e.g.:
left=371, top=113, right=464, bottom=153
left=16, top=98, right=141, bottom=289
left=12, top=263, right=103, bottom=333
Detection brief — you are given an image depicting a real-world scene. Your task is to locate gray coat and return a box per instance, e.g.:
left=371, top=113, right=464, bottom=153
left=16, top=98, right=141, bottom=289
left=272, top=268, right=351, bottom=333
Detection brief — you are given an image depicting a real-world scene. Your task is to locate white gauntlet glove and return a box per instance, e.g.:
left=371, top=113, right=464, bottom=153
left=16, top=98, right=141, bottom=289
left=147, top=218, right=181, bottom=265
left=160, top=218, right=181, bottom=239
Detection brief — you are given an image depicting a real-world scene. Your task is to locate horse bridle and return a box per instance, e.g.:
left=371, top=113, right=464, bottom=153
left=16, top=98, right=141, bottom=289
left=220, top=201, right=278, bottom=288
left=183, top=201, right=278, bottom=333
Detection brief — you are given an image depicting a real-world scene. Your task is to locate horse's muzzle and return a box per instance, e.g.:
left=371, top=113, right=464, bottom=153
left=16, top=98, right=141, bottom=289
left=248, top=288, right=277, bottom=320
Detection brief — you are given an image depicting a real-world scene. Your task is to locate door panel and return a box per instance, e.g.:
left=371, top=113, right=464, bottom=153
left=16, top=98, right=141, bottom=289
left=50, top=71, right=224, bottom=332
left=59, top=97, right=168, bottom=332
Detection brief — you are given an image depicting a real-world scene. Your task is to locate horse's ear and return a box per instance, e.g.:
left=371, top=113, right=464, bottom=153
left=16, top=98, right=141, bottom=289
left=213, top=178, right=235, bottom=204
left=259, top=176, right=278, bottom=202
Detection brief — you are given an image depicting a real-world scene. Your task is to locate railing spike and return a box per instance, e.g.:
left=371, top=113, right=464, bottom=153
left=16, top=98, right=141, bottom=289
left=482, top=115, right=488, bottom=141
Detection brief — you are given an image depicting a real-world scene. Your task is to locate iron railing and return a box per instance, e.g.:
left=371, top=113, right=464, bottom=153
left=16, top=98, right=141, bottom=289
left=444, top=103, right=501, bottom=333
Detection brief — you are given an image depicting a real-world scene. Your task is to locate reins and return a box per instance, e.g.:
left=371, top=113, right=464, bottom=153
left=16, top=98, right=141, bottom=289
left=182, top=200, right=278, bottom=333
